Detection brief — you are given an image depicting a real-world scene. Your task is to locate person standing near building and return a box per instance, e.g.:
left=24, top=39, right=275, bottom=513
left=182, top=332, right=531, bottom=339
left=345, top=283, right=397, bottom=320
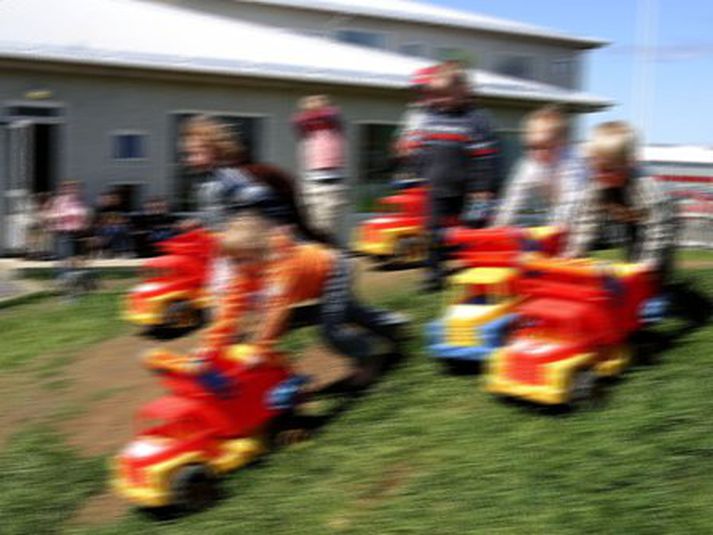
left=493, top=105, right=587, bottom=228
left=393, top=65, right=439, bottom=176
left=411, top=62, right=501, bottom=291
left=48, top=181, right=89, bottom=262
left=292, top=95, right=347, bottom=244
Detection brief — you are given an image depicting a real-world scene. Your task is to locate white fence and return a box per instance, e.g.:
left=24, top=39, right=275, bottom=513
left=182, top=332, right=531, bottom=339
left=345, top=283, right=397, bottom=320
left=678, top=213, right=713, bottom=249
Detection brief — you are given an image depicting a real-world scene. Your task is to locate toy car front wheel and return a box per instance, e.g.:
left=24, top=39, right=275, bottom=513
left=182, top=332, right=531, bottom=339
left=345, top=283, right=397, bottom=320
left=164, top=301, right=198, bottom=331
left=567, top=368, right=598, bottom=410
left=393, top=236, right=427, bottom=266
left=170, top=464, right=217, bottom=512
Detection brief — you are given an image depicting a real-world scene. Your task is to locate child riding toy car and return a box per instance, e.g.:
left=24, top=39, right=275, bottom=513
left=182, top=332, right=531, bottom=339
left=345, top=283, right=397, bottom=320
left=112, top=344, right=306, bottom=510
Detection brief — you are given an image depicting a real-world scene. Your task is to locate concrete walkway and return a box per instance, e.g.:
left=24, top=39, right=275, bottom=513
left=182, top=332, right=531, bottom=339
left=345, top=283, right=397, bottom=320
left=0, top=259, right=50, bottom=305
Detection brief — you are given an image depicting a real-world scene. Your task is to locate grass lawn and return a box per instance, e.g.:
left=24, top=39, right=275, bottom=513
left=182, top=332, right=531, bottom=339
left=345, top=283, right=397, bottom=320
left=594, top=247, right=713, bottom=264
left=1, top=271, right=712, bottom=534
left=0, top=292, right=128, bottom=372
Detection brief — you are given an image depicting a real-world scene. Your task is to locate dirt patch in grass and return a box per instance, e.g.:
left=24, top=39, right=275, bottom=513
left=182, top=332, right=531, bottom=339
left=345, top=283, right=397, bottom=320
left=57, top=333, right=196, bottom=456
left=0, top=261, right=416, bottom=528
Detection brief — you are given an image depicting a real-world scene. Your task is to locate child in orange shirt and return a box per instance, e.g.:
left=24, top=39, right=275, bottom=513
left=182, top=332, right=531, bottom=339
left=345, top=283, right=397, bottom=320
left=164, top=206, right=407, bottom=397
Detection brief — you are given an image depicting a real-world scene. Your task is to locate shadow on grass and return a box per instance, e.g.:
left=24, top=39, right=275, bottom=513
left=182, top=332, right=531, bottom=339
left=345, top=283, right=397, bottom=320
left=632, top=279, right=713, bottom=367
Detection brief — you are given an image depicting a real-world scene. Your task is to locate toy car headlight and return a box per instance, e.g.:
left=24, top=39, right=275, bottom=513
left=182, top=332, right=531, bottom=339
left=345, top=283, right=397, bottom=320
left=123, top=438, right=169, bottom=459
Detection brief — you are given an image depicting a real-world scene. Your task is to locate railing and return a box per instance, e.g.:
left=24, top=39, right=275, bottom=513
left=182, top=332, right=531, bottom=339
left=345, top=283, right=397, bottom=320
left=678, top=213, right=713, bottom=249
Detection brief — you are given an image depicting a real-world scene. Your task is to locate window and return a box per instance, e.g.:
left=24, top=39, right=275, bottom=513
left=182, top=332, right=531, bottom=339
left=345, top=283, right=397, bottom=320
left=399, top=42, right=427, bottom=58
left=112, top=133, right=147, bottom=160
left=494, top=55, right=535, bottom=80
left=551, top=57, right=576, bottom=87
left=434, top=47, right=476, bottom=68
left=357, top=123, right=399, bottom=212
left=552, top=58, right=572, bottom=78
left=336, top=29, right=387, bottom=50
left=112, top=183, right=143, bottom=212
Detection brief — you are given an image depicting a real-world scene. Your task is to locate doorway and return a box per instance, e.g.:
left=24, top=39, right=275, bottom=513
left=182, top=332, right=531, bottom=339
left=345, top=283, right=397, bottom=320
left=1, top=103, right=64, bottom=253
left=31, top=123, right=59, bottom=194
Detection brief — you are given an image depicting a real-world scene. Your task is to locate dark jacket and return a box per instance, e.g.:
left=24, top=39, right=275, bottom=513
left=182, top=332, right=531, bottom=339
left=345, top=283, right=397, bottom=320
left=412, top=105, right=501, bottom=198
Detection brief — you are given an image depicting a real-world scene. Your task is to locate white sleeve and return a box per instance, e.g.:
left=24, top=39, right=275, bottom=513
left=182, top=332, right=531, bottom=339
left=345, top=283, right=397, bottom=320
left=493, top=158, right=534, bottom=227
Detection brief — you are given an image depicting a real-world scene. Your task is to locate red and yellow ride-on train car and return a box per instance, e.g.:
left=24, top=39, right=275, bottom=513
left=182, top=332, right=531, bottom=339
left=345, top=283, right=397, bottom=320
left=124, top=229, right=216, bottom=335
left=486, top=258, right=657, bottom=408
left=352, top=180, right=434, bottom=267
left=113, top=345, right=305, bottom=511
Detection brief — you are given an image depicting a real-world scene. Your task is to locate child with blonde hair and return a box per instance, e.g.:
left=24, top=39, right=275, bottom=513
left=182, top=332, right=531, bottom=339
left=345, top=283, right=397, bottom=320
left=564, top=121, right=677, bottom=279
left=156, top=205, right=407, bottom=395
left=493, top=105, right=586, bottom=227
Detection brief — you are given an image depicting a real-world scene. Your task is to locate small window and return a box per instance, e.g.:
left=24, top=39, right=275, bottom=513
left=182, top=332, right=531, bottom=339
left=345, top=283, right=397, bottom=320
left=552, top=58, right=572, bottom=78
left=399, top=43, right=427, bottom=58
left=113, top=133, right=147, bottom=160
left=495, top=55, right=535, bottom=80
left=434, top=47, right=476, bottom=68
left=336, top=29, right=387, bottom=50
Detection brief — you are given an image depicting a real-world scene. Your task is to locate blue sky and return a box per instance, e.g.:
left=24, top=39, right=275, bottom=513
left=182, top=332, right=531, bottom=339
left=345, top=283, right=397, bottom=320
left=431, top=0, right=712, bottom=145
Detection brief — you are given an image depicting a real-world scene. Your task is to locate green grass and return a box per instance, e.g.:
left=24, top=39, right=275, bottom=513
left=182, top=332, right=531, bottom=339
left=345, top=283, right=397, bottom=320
left=19, top=268, right=138, bottom=281
left=76, top=273, right=713, bottom=535
left=0, top=292, right=127, bottom=371
left=594, top=247, right=713, bottom=264
left=0, top=428, right=105, bottom=535
left=2, top=271, right=712, bottom=534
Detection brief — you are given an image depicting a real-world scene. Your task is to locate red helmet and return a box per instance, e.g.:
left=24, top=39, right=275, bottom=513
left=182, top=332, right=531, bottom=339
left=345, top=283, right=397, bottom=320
left=410, top=65, right=439, bottom=88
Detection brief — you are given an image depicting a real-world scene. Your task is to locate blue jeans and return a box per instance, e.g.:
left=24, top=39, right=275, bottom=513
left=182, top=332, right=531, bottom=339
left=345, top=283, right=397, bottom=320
left=55, top=231, right=80, bottom=278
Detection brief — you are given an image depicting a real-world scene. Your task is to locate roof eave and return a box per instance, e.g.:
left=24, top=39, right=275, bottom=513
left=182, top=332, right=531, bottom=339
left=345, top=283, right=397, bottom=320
left=0, top=53, right=612, bottom=112
left=234, top=0, right=609, bottom=50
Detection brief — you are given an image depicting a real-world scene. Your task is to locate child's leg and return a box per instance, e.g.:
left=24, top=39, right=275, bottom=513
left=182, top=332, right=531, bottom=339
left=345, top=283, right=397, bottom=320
left=425, top=195, right=463, bottom=288
left=319, top=255, right=374, bottom=361
left=319, top=255, right=405, bottom=360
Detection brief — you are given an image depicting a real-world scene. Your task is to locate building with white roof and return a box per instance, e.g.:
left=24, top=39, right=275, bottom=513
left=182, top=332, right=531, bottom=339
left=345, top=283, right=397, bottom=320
left=643, top=145, right=713, bottom=207
left=0, top=0, right=609, bottom=252
left=641, top=145, right=713, bottom=249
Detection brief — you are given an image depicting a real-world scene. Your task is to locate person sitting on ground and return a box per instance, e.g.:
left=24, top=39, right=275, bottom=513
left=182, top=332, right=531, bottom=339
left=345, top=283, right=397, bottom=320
left=133, top=197, right=178, bottom=257
left=91, top=190, right=132, bottom=258
left=493, top=105, right=587, bottom=229
left=563, top=121, right=677, bottom=282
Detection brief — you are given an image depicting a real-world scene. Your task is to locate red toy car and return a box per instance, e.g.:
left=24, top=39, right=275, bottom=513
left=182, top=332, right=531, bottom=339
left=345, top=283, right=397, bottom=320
left=124, top=229, right=216, bottom=334
left=487, top=259, right=656, bottom=407
left=112, top=345, right=303, bottom=510
left=446, top=226, right=565, bottom=269
left=352, top=181, right=433, bottom=267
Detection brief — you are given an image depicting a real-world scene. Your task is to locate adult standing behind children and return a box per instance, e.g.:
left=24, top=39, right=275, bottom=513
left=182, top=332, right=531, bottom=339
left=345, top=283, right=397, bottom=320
left=292, top=95, right=347, bottom=244
left=493, top=105, right=587, bottom=228
left=410, top=62, right=501, bottom=291
left=564, top=121, right=677, bottom=281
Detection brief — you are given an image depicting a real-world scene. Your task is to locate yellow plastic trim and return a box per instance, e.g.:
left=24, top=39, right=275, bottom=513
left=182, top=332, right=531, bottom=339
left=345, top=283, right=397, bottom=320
left=211, top=437, right=267, bottom=473
left=112, top=451, right=205, bottom=508
left=451, top=267, right=517, bottom=286
left=486, top=349, right=595, bottom=405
